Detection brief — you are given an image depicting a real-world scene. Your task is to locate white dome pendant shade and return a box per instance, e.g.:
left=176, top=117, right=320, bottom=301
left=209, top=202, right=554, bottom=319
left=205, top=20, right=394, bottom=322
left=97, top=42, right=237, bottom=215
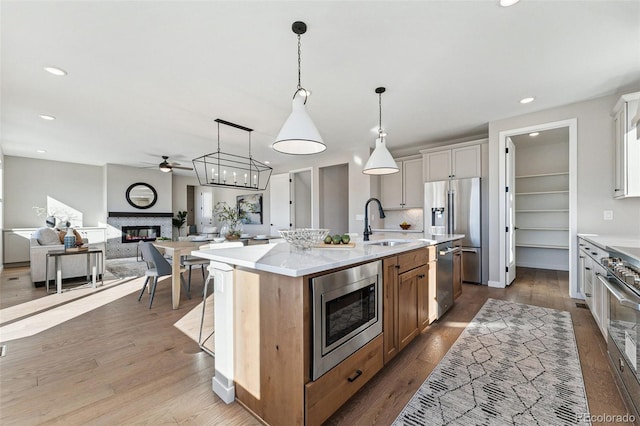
left=363, top=137, right=399, bottom=174
left=273, top=92, right=326, bottom=155
left=363, top=86, right=399, bottom=175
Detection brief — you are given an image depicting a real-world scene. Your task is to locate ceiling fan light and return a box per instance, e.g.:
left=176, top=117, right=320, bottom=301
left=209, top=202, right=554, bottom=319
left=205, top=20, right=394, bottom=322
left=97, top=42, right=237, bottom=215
left=273, top=95, right=326, bottom=155
left=363, top=138, right=399, bottom=175
left=159, top=164, right=172, bottom=172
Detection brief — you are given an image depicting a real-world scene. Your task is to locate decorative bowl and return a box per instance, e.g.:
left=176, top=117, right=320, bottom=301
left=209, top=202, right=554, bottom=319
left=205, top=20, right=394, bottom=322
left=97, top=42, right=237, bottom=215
left=213, top=237, right=226, bottom=243
left=278, top=228, right=330, bottom=250
left=400, top=223, right=411, bottom=230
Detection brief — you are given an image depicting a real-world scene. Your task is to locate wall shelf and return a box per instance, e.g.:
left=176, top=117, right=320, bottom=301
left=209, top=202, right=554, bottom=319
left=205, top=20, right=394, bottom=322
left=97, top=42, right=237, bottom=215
left=515, top=172, right=569, bottom=179
left=515, top=209, right=569, bottom=213
left=515, top=191, right=569, bottom=195
left=516, top=243, right=569, bottom=250
left=517, top=227, right=568, bottom=231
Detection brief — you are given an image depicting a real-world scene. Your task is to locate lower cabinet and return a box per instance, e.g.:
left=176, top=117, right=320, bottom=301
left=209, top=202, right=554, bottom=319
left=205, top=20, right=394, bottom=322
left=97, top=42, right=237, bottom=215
left=578, top=237, right=609, bottom=340
left=382, top=247, right=435, bottom=365
left=305, top=335, right=383, bottom=426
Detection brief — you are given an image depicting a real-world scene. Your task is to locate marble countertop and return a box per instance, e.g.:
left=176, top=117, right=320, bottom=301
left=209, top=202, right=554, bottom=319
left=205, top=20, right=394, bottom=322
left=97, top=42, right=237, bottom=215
left=577, top=233, right=640, bottom=263
left=192, top=233, right=464, bottom=277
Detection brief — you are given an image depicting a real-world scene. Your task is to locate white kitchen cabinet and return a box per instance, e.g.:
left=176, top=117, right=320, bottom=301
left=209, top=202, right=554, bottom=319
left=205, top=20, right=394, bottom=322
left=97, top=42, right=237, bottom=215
left=422, top=142, right=482, bottom=182
left=612, top=91, right=640, bottom=198
left=578, top=237, right=609, bottom=340
left=380, top=157, right=423, bottom=209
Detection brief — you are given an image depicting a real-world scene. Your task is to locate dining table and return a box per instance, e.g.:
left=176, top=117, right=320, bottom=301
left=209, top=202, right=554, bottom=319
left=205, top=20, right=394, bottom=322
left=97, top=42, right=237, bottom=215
left=151, top=240, right=204, bottom=309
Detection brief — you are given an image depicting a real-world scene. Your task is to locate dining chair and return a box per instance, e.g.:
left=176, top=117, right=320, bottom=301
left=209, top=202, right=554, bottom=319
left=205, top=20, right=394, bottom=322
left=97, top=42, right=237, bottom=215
left=138, top=242, right=190, bottom=308
left=181, top=254, right=208, bottom=294
left=198, top=241, right=243, bottom=356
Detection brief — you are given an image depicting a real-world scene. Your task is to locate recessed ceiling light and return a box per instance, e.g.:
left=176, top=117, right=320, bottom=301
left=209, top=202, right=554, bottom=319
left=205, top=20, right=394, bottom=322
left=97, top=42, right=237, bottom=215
left=264, top=161, right=270, bottom=164
left=499, top=0, right=520, bottom=6
left=43, top=66, right=67, bottom=76
left=39, top=114, right=56, bottom=120
left=520, top=97, right=535, bottom=104
left=529, top=132, right=540, bottom=137
left=36, top=149, right=47, bottom=153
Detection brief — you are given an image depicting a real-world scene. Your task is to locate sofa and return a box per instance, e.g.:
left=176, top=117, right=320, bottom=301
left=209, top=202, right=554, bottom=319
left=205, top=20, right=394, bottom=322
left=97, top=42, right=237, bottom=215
left=30, top=228, right=106, bottom=286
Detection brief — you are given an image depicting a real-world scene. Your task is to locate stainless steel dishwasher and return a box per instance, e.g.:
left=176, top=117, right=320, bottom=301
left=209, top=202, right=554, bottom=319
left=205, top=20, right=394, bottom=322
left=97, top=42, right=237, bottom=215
left=436, top=241, right=460, bottom=319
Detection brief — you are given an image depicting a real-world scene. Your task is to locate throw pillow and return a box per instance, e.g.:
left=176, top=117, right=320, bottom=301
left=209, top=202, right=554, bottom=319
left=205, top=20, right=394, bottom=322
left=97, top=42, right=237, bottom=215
left=35, top=227, right=61, bottom=245
left=57, top=229, right=84, bottom=246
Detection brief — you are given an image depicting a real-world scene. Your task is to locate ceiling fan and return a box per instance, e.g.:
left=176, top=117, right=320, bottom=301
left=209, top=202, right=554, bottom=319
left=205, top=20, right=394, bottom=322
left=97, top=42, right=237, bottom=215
left=158, top=156, right=193, bottom=173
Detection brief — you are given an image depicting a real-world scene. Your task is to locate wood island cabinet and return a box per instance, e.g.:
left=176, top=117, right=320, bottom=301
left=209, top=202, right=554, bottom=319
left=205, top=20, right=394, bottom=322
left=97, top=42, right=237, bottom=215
left=382, top=246, right=435, bottom=365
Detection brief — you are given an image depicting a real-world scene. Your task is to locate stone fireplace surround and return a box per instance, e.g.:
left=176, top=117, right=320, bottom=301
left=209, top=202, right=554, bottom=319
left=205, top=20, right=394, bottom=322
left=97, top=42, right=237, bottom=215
left=106, top=212, right=172, bottom=259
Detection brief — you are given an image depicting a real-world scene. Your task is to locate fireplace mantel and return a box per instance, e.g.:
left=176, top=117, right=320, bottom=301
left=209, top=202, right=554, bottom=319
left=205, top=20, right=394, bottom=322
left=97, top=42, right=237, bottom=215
left=108, top=212, right=173, bottom=218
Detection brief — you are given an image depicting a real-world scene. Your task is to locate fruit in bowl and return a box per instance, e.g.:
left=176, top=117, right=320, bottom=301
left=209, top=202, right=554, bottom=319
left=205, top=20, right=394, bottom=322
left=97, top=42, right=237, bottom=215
left=399, top=222, right=411, bottom=230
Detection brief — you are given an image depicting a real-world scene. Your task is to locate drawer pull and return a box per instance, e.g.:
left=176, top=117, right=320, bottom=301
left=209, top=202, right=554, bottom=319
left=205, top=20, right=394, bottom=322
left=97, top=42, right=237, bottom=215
left=418, top=274, right=426, bottom=279
left=585, top=293, right=592, bottom=297
left=347, top=370, right=363, bottom=383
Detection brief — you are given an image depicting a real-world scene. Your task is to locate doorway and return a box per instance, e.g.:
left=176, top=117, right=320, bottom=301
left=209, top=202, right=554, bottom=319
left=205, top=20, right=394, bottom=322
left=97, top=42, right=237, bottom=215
left=318, top=164, right=349, bottom=234
left=499, top=119, right=578, bottom=296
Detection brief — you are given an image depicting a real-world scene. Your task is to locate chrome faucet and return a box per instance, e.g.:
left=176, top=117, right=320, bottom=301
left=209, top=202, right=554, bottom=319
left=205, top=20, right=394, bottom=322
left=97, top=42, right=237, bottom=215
left=363, top=198, right=386, bottom=241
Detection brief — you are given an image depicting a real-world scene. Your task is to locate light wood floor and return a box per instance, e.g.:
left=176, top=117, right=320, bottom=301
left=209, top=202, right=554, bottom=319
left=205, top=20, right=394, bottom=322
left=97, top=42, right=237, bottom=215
left=0, top=266, right=631, bottom=425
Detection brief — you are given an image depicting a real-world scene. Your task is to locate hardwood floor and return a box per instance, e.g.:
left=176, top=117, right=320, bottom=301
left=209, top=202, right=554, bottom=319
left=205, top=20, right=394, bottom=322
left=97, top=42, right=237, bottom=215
left=0, top=266, right=631, bottom=425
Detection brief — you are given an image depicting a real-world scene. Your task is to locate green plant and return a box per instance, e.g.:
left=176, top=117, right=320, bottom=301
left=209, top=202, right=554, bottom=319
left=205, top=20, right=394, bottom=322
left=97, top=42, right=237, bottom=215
left=214, top=202, right=248, bottom=238
left=172, top=211, right=187, bottom=230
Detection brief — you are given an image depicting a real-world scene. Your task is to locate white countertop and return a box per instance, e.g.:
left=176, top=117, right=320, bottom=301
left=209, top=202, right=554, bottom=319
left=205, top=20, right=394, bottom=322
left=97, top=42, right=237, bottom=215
left=578, top=233, right=640, bottom=263
left=192, top=233, right=464, bottom=277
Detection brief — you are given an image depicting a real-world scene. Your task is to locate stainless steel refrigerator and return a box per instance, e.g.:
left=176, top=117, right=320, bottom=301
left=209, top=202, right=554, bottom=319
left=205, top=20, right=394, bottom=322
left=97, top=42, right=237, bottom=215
left=424, top=178, right=481, bottom=283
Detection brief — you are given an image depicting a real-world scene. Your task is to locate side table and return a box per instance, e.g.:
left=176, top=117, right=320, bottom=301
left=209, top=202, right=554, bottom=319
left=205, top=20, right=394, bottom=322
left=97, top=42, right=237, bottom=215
left=45, top=248, right=104, bottom=294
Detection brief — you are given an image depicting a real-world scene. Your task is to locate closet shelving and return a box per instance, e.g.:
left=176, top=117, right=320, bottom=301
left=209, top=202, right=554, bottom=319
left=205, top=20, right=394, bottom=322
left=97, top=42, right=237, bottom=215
left=515, top=172, right=569, bottom=251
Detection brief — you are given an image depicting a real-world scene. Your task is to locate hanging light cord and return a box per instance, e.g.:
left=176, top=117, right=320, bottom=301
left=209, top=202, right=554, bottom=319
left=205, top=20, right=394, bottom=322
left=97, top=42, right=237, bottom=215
left=297, top=34, right=302, bottom=91
left=378, top=92, right=384, bottom=139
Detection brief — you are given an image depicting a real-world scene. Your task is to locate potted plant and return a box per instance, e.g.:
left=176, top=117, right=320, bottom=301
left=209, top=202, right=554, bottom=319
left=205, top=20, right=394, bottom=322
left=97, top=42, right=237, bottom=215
left=214, top=201, right=247, bottom=240
left=172, top=210, right=188, bottom=236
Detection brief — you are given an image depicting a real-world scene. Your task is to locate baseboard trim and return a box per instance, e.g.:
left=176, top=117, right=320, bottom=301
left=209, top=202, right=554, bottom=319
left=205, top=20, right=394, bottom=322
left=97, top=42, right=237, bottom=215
left=212, top=372, right=235, bottom=404
left=488, top=280, right=504, bottom=288
left=516, top=261, right=569, bottom=271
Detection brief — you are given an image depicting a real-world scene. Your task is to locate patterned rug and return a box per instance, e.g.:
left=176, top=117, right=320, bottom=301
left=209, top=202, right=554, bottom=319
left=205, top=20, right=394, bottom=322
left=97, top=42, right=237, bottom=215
left=393, top=299, right=590, bottom=425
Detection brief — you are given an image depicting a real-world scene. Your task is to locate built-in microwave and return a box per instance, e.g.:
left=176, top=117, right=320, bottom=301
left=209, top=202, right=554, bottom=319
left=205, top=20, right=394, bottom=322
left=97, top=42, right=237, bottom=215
left=311, top=260, right=382, bottom=380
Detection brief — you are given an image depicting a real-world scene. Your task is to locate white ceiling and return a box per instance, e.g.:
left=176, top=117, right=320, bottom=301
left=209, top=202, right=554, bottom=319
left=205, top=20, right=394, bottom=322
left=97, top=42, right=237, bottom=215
left=1, top=1, right=639, bottom=174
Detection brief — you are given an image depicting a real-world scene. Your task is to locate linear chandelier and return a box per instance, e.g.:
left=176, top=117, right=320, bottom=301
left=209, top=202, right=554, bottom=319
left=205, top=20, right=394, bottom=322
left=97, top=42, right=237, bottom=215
left=192, top=119, right=273, bottom=190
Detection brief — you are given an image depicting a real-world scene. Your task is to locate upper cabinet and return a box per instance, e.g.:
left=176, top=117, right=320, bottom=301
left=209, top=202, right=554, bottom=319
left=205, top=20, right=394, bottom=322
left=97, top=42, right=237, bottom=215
left=380, top=157, right=423, bottom=209
left=421, top=141, right=483, bottom=182
left=612, top=92, right=640, bottom=198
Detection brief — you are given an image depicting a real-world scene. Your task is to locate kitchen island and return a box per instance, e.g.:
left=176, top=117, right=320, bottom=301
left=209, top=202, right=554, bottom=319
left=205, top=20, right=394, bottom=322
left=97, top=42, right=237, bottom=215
left=192, top=233, right=462, bottom=425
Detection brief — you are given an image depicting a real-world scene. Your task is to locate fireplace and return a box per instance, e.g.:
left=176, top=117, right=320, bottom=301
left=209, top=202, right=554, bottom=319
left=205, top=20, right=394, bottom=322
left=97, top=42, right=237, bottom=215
left=121, top=225, right=161, bottom=243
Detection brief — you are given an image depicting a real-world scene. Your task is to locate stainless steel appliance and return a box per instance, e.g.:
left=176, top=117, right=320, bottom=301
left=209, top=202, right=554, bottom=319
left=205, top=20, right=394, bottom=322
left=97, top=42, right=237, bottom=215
left=599, top=247, right=640, bottom=420
left=311, top=260, right=382, bottom=380
left=435, top=241, right=460, bottom=318
left=424, top=178, right=481, bottom=283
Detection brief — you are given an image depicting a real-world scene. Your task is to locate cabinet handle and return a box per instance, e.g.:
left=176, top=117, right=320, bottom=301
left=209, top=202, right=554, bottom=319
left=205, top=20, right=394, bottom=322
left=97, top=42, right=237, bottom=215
left=591, top=252, right=598, bottom=256
left=418, top=274, right=425, bottom=279
left=585, top=267, right=591, bottom=271
left=585, top=293, right=592, bottom=297
left=579, top=256, right=585, bottom=259
left=347, top=370, right=363, bottom=383
left=395, top=265, right=400, bottom=269
left=614, top=188, right=621, bottom=192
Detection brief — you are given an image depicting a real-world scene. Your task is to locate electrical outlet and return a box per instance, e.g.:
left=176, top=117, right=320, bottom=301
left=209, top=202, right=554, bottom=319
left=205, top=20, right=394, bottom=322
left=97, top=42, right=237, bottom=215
left=603, top=210, right=614, bottom=221
left=355, top=214, right=364, bottom=221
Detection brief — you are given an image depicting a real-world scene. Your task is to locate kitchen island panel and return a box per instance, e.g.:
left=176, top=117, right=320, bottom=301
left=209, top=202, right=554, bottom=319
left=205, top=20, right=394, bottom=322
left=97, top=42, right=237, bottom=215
left=233, top=267, right=310, bottom=426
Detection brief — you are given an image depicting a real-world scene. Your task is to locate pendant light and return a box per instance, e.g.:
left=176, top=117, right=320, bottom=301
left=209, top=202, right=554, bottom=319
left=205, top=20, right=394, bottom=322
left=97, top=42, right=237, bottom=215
left=363, top=87, right=399, bottom=175
left=273, top=21, right=325, bottom=155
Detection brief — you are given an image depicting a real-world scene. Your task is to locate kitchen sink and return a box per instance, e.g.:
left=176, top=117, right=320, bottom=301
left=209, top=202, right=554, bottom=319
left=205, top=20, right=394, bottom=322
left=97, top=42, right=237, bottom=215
left=366, top=240, right=411, bottom=247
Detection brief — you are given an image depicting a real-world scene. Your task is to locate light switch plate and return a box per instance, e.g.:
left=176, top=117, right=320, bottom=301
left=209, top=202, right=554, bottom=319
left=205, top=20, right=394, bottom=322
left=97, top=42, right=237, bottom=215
left=603, top=210, right=614, bottom=221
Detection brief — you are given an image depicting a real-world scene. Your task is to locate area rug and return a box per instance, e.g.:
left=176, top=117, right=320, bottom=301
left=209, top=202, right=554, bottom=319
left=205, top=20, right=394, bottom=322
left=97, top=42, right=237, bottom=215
left=393, top=298, right=590, bottom=425
left=105, top=257, right=148, bottom=279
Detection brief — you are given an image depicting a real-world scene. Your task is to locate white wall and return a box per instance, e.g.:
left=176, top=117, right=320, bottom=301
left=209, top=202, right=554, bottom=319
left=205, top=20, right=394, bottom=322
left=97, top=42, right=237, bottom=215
left=106, top=164, right=172, bottom=213
left=488, top=92, right=640, bottom=285
left=4, top=156, right=104, bottom=228
left=271, top=145, right=372, bottom=234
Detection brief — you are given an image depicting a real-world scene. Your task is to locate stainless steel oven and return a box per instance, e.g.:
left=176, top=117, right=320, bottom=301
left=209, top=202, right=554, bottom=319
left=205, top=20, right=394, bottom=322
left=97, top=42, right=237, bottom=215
left=599, top=247, right=640, bottom=420
left=311, top=261, right=382, bottom=380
